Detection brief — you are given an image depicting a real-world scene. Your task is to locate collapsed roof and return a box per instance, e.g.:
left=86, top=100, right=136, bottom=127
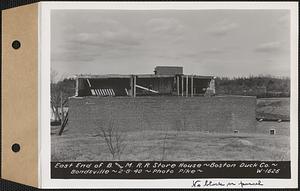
left=74, top=66, right=215, bottom=97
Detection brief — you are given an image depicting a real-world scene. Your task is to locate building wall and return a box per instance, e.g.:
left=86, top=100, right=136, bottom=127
left=66, top=96, right=256, bottom=135
left=154, top=66, right=183, bottom=75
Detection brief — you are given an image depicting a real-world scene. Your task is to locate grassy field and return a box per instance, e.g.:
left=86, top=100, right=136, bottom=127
left=52, top=97, right=290, bottom=161
left=51, top=122, right=289, bottom=161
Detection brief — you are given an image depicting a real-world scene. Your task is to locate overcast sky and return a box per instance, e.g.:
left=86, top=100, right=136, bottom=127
left=51, top=9, right=290, bottom=78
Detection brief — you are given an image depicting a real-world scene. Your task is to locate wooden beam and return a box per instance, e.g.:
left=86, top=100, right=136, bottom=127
left=75, top=74, right=214, bottom=79
left=75, top=78, right=79, bottom=96
left=186, top=76, right=189, bottom=97
left=130, top=76, right=134, bottom=97
left=181, top=76, right=184, bottom=96
left=86, top=79, right=91, bottom=87
left=59, top=111, right=69, bottom=136
left=77, top=74, right=132, bottom=79
left=211, top=78, right=216, bottom=94
left=191, top=75, right=193, bottom=97
left=176, top=76, right=180, bottom=96
left=136, top=84, right=159, bottom=93
left=133, top=75, right=137, bottom=97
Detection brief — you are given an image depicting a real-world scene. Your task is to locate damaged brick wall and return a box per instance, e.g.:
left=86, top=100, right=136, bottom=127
left=65, top=96, right=256, bottom=135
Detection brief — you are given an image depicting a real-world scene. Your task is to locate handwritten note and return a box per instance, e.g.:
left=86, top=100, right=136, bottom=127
left=192, top=179, right=264, bottom=188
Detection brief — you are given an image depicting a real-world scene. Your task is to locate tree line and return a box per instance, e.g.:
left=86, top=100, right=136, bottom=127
left=215, top=75, right=290, bottom=98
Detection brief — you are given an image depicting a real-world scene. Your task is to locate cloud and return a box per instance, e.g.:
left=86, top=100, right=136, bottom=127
left=62, top=18, right=121, bottom=34
left=60, top=18, right=143, bottom=48
left=52, top=18, right=144, bottom=62
left=51, top=49, right=99, bottom=62
left=201, top=48, right=224, bottom=54
left=71, top=30, right=142, bottom=47
left=208, top=20, right=238, bottom=36
left=254, top=41, right=281, bottom=52
left=52, top=33, right=142, bottom=62
left=147, top=18, right=185, bottom=36
left=179, top=48, right=224, bottom=60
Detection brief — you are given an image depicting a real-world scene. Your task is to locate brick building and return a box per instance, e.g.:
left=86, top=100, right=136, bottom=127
left=74, top=66, right=216, bottom=97
left=66, top=66, right=256, bottom=134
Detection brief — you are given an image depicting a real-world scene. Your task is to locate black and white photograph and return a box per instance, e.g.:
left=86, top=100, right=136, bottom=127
left=51, top=8, right=291, bottom=161
left=39, top=1, right=298, bottom=188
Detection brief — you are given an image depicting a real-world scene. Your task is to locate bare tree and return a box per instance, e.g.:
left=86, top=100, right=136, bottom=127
left=50, top=69, right=75, bottom=123
left=99, top=120, right=127, bottom=160
left=161, top=129, right=169, bottom=161
left=51, top=86, right=62, bottom=122
left=51, top=69, right=64, bottom=122
left=51, top=69, right=59, bottom=84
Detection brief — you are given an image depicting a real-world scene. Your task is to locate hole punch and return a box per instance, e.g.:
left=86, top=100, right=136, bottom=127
left=12, top=40, right=21, bottom=49
left=12, top=143, right=20, bottom=152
